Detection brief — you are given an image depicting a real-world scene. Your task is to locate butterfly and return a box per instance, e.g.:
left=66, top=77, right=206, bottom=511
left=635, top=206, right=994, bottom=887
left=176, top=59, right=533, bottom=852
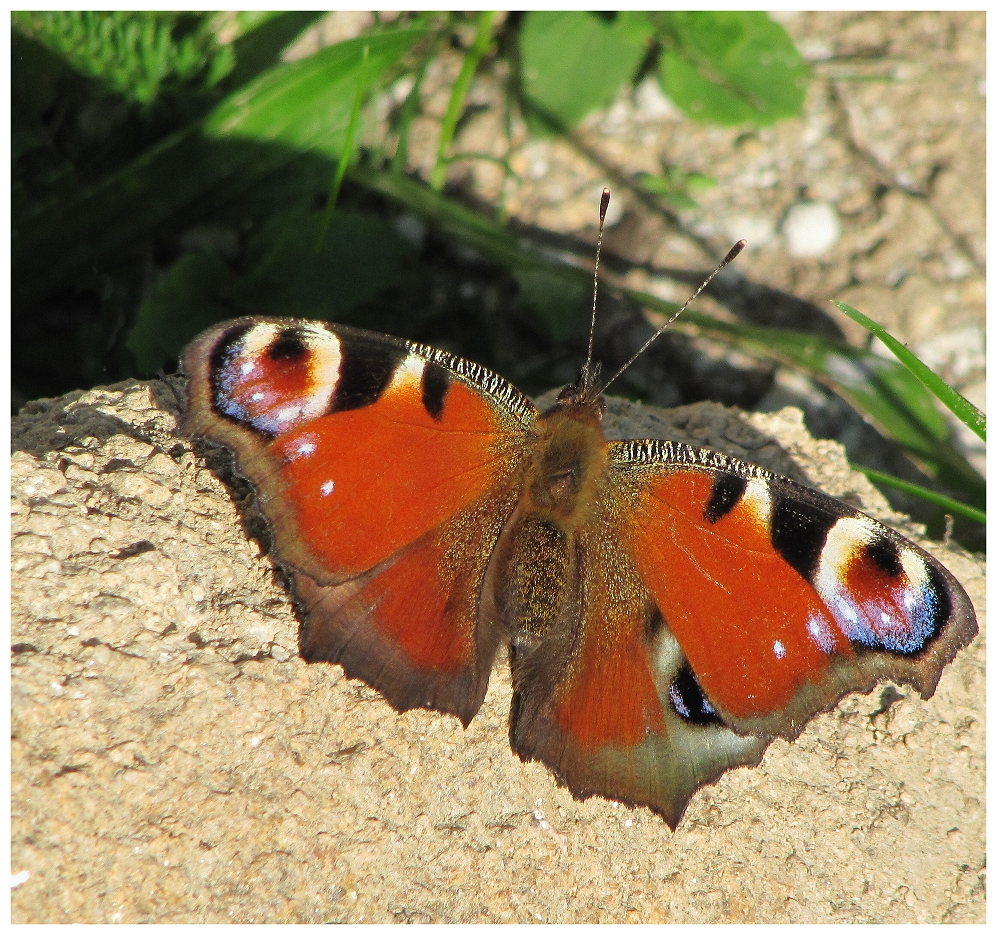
left=180, top=215, right=976, bottom=828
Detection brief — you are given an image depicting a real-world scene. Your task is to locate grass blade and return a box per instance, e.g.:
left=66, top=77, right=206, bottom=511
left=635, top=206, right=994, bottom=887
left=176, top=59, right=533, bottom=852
left=315, top=43, right=369, bottom=252
left=833, top=300, right=986, bottom=441
left=858, top=466, right=985, bottom=525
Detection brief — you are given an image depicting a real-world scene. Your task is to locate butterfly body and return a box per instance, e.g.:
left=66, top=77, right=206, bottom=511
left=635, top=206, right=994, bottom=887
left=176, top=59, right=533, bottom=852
left=182, top=316, right=977, bottom=828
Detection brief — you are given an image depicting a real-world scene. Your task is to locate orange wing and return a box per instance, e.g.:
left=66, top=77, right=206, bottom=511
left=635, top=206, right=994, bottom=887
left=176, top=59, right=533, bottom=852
left=509, top=438, right=975, bottom=826
left=182, top=317, right=536, bottom=723
left=613, top=439, right=977, bottom=738
left=508, top=509, right=766, bottom=828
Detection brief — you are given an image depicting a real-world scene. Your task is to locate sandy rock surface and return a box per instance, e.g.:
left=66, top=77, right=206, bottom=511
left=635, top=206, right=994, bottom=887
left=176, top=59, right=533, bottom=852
left=11, top=379, right=984, bottom=923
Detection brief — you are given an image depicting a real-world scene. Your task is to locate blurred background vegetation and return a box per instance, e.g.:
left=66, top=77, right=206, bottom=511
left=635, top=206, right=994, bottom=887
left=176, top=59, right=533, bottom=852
left=11, top=11, right=983, bottom=546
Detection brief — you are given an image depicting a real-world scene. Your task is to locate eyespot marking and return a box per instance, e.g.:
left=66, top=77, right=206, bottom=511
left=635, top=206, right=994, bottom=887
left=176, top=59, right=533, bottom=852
left=669, top=665, right=722, bottom=726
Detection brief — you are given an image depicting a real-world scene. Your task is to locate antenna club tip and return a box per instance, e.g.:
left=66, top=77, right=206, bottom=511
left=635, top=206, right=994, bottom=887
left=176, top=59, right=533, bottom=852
left=723, top=240, right=747, bottom=265
left=599, top=188, right=611, bottom=222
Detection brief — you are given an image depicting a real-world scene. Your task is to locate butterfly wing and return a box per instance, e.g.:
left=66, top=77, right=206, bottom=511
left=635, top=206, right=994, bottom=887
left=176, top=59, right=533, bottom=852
left=508, top=438, right=976, bottom=826
left=182, top=317, right=537, bottom=724
left=507, top=509, right=767, bottom=829
left=613, top=439, right=977, bottom=739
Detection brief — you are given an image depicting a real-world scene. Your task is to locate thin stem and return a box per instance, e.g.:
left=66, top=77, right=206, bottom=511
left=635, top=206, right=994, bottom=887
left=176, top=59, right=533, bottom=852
left=391, top=28, right=441, bottom=175
left=315, top=43, right=369, bottom=253
left=430, top=10, right=496, bottom=191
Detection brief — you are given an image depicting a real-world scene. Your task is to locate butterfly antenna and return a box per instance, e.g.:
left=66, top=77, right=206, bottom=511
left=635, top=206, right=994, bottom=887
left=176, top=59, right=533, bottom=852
left=583, top=188, right=611, bottom=378
left=602, top=239, right=746, bottom=392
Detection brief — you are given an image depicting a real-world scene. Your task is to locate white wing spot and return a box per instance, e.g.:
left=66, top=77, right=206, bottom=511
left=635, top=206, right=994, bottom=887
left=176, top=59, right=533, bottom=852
left=806, top=614, right=836, bottom=653
left=741, top=477, right=772, bottom=526
left=773, top=640, right=786, bottom=659
left=900, top=547, right=929, bottom=590
left=251, top=391, right=264, bottom=402
left=320, top=480, right=335, bottom=496
left=240, top=361, right=256, bottom=375
left=296, top=441, right=316, bottom=457
left=393, top=354, right=426, bottom=387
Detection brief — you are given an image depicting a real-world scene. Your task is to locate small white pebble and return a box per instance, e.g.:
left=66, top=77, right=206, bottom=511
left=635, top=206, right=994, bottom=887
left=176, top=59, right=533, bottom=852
left=783, top=201, right=841, bottom=257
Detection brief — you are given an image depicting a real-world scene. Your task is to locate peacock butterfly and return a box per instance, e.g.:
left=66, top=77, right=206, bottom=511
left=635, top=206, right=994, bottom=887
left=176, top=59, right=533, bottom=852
left=180, top=197, right=977, bottom=828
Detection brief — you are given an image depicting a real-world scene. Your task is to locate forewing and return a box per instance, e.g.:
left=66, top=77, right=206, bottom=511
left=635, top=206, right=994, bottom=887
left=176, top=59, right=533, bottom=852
left=612, top=439, right=978, bottom=738
left=182, top=317, right=536, bottom=723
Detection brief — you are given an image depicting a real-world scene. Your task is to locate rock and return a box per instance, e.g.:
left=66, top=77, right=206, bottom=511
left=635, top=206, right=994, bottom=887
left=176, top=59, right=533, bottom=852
left=11, top=379, right=985, bottom=923
left=782, top=201, right=842, bottom=258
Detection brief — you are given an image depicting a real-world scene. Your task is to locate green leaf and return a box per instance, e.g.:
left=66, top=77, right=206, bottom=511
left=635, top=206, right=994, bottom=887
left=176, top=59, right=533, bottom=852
left=127, top=250, right=232, bottom=373
left=203, top=29, right=422, bottom=155
left=235, top=208, right=414, bottom=320
left=520, top=11, right=653, bottom=127
left=658, top=11, right=808, bottom=126
left=832, top=300, right=986, bottom=442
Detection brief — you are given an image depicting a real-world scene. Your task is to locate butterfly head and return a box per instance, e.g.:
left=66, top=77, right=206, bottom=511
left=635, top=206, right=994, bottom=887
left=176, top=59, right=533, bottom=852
left=556, top=360, right=606, bottom=416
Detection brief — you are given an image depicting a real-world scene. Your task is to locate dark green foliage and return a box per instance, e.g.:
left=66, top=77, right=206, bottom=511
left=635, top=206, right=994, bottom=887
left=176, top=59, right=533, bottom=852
left=12, top=11, right=234, bottom=105
left=126, top=209, right=414, bottom=374
left=518, top=11, right=808, bottom=129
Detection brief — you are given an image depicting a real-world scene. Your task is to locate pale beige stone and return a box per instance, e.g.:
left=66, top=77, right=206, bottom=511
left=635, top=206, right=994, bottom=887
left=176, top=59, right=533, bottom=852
left=11, top=379, right=984, bottom=923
